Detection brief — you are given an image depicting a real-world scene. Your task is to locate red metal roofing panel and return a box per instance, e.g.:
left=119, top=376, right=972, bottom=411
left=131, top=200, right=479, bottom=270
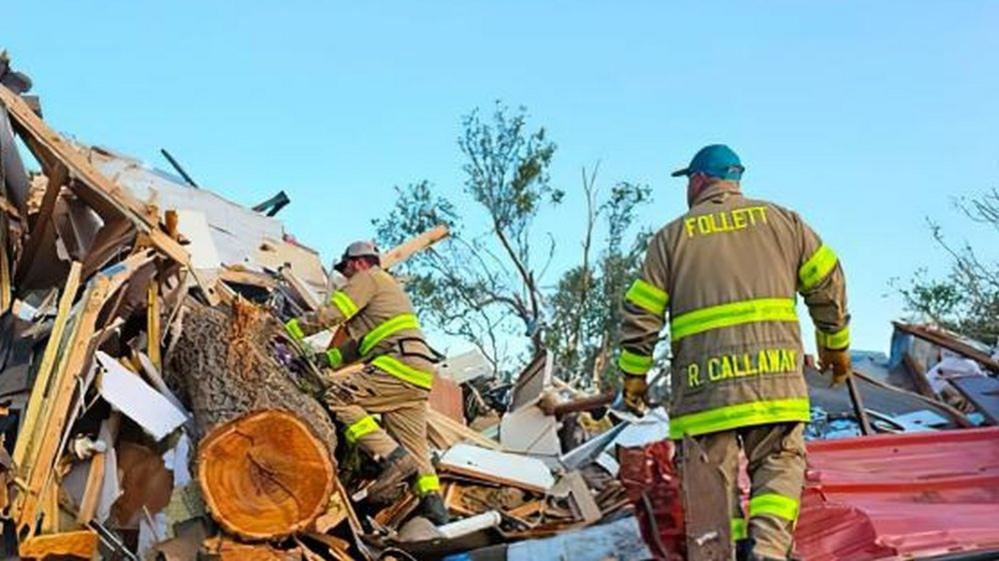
left=795, top=427, right=999, bottom=560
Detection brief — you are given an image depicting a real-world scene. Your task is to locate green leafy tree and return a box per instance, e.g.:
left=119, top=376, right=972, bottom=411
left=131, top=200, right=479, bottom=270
left=373, top=103, right=561, bottom=375
left=896, top=188, right=999, bottom=343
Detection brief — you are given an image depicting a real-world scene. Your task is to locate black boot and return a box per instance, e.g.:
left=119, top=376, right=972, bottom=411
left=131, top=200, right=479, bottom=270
left=367, top=447, right=418, bottom=505
left=420, top=492, right=450, bottom=525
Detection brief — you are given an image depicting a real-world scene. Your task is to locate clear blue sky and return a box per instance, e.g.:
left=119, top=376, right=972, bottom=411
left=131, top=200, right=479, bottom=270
left=5, top=2, right=998, bottom=353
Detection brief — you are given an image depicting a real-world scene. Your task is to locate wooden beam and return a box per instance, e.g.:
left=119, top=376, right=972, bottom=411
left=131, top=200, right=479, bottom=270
left=381, top=224, right=449, bottom=270
left=0, top=85, right=220, bottom=305
left=15, top=164, right=67, bottom=286
left=12, top=261, right=82, bottom=471
left=19, top=529, right=99, bottom=560
left=16, top=276, right=110, bottom=538
left=893, top=321, right=999, bottom=373
left=147, top=283, right=161, bottom=370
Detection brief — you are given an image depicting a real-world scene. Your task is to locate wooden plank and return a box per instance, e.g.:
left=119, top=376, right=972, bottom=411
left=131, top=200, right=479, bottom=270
left=12, top=261, right=82, bottom=471
left=281, top=267, right=320, bottom=310
left=427, top=408, right=502, bottom=451
left=893, top=321, right=999, bottom=373
left=16, top=276, right=110, bottom=538
left=0, top=85, right=219, bottom=305
left=15, top=164, right=67, bottom=286
left=147, top=282, right=161, bottom=370
left=18, top=529, right=98, bottom=560
left=219, top=267, right=278, bottom=290
left=0, top=216, right=10, bottom=314
left=77, top=413, right=119, bottom=524
left=380, top=224, right=449, bottom=270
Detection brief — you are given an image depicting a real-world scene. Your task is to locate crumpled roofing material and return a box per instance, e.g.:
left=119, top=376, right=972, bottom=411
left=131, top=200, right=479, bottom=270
left=795, top=427, right=999, bottom=560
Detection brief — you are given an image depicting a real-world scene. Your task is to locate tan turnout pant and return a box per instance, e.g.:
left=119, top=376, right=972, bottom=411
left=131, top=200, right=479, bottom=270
left=324, top=365, right=438, bottom=492
left=681, top=422, right=806, bottom=560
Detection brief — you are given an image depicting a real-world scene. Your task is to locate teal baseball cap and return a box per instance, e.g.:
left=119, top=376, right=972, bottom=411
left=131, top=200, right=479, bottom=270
left=671, top=144, right=745, bottom=180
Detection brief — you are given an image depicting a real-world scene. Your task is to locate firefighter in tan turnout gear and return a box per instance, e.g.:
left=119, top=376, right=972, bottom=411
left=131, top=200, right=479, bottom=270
left=618, top=145, right=850, bottom=561
left=285, top=241, right=449, bottom=525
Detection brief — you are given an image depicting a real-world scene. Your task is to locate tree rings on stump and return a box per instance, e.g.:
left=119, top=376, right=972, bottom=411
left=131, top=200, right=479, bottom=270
left=197, top=410, right=334, bottom=540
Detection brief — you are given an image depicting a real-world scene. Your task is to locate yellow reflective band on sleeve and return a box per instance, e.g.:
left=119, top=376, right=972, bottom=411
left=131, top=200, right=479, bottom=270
left=749, top=493, right=800, bottom=522
left=625, top=279, right=669, bottom=316
left=668, top=398, right=810, bottom=439
left=344, top=415, right=380, bottom=444
left=371, top=355, right=434, bottom=389
left=731, top=518, right=748, bottom=541
left=330, top=291, right=360, bottom=319
left=618, top=349, right=654, bottom=375
left=285, top=318, right=305, bottom=341
left=360, top=313, right=421, bottom=355
left=325, top=348, right=344, bottom=368
left=670, top=298, right=798, bottom=342
left=799, top=244, right=838, bottom=291
left=415, top=474, right=441, bottom=496
left=816, top=326, right=850, bottom=350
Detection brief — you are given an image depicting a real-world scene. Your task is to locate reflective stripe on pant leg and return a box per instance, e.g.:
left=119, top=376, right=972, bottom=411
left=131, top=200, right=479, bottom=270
left=415, top=474, right=441, bottom=496
left=345, top=415, right=380, bottom=444
left=749, top=493, right=800, bottom=522
left=731, top=517, right=748, bottom=541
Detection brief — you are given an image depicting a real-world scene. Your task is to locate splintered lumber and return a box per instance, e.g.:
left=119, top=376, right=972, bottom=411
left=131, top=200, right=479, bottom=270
left=427, top=408, right=502, bottom=451
left=381, top=224, right=449, bottom=270
left=12, top=261, right=81, bottom=470
left=165, top=298, right=339, bottom=540
left=16, top=274, right=110, bottom=537
left=0, top=84, right=220, bottom=304
left=203, top=536, right=304, bottom=561
left=198, top=410, right=334, bottom=541
left=18, top=529, right=98, bottom=560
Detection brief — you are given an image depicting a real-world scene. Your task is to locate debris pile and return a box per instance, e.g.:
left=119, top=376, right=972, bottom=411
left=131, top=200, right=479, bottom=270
left=1, top=55, right=998, bottom=561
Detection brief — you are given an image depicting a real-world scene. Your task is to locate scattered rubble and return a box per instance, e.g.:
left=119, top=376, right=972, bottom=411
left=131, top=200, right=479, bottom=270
left=0, top=55, right=997, bottom=561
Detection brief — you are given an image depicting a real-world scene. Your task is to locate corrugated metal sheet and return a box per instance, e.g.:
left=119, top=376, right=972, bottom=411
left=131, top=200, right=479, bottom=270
left=795, top=427, right=999, bottom=560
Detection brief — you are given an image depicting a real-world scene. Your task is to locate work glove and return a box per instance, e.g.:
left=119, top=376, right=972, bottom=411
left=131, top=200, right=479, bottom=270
left=622, top=374, right=648, bottom=414
left=818, top=346, right=851, bottom=387
left=284, top=318, right=306, bottom=342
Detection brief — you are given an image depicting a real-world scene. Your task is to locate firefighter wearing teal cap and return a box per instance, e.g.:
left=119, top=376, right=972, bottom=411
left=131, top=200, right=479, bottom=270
left=618, top=145, right=851, bottom=560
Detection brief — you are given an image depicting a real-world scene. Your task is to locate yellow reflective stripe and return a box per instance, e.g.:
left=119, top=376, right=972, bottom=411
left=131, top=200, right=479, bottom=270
left=330, top=291, right=360, bottom=319
left=618, top=349, right=653, bottom=375
left=816, top=326, right=850, bottom=350
left=731, top=518, right=748, bottom=541
left=345, top=415, right=380, bottom=444
left=325, top=348, right=344, bottom=368
left=371, top=355, right=434, bottom=389
left=670, top=298, right=798, bottom=341
left=285, top=318, right=305, bottom=341
left=360, top=313, right=420, bottom=355
left=415, top=474, right=441, bottom=496
left=625, top=279, right=669, bottom=316
left=749, top=493, right=800, bottom=522
left=669, top=398, right=810, bottom=439
left=799, top=244, right=838, bottom=291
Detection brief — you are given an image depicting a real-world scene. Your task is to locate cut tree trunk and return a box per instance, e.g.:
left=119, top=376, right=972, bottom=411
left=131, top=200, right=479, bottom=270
left=165, top=297, right=337, bottom=540
left=198, top=410, right=334, bottom=540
